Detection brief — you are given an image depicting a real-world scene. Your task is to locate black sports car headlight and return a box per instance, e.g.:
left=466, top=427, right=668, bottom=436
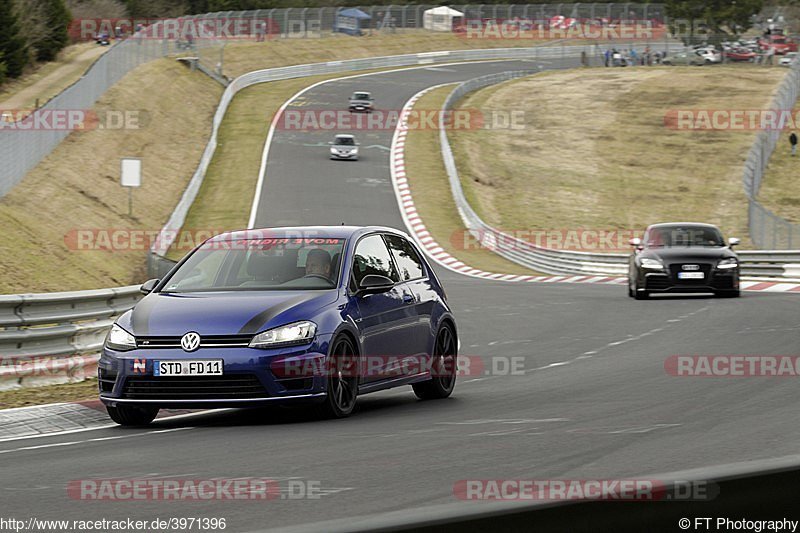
left=716, top=258, right=739, bottom=270
left=249, top=321, right=317, bottom=349
left=640, top=257, right=665, bottom=270
left=105, top=323, right=137, bottom=351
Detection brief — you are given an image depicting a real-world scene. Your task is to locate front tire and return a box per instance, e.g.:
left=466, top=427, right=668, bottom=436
left=716, top=290, right=740, bottom=298
left=107, top=405, right=158, bottom=426
left=315, top=335, right=359, bottom=419
left=413, top=324, right=457, bottom=400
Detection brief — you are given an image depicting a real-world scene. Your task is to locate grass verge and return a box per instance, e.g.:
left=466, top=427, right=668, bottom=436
left=0, top=379, right=98, bottom=409
left=448, top=65, right=787, bottom=248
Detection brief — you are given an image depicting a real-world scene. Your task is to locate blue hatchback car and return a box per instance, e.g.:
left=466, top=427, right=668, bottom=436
left=99, top=226, right=458, bottom=425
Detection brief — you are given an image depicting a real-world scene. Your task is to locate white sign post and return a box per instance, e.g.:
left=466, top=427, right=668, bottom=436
left=120, top=157, right=141, bottom=216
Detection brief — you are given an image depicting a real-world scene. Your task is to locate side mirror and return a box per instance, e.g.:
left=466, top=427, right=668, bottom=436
left=140, top=278, right=160, bottom=295
left=728, top=237, right=740, bottom=247
left=328, top=141, right=333, bottom=145
left=358, top=274, right=394, bottom=295
left=629, top=237, right=641, bottom=246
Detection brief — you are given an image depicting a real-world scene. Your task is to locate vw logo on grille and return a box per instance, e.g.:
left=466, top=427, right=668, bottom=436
left=682, top=264, right=700, bottom=271
left=180, top=332, right=201, bottom=352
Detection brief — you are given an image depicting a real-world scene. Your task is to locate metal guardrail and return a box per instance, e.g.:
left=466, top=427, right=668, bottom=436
left=438, top=70, right=800, bottom=279
left=0, top=286, right=141, bottom=390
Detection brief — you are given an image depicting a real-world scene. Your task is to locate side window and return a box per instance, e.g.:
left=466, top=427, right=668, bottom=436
left=352, top=235, right=399, bottom=285
left=384, top=234, right=425, bottom=281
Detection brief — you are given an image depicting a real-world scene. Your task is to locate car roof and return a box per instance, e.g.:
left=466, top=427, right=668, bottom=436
left=206, top=225, right=411, bottom=242
left=335, top=134, right=355, bottom=138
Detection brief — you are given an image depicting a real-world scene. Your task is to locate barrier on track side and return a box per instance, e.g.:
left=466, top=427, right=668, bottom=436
left=743, top=56, right=800, bottom=249
left=437, top=70, right=800, bottom=279
left=0, top=286, right=141, bottom=390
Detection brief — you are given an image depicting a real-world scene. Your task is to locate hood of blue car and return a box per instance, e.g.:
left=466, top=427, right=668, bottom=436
left=121, top=290, right=338, bottom=336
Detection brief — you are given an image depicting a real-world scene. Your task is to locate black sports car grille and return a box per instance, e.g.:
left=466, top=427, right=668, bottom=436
left=644, top=275, right=671, bottom=290
left=667, top=263, right=712, bottom=283
left=122, top=374, right=267, bottom=400
left=136, top=335, right=252, bottom=349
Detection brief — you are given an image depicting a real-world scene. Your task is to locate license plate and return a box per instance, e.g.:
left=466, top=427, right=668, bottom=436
left=154, top=360, right=223, bottom=376
left=678, top=272, right=704, bottom=280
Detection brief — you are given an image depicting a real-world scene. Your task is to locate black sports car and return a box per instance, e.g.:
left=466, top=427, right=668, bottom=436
left=628, top=223, right=741, bottom=299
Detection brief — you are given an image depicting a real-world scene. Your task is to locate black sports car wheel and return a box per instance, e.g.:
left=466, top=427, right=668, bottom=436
left=413, top=324, right=457, bottom=400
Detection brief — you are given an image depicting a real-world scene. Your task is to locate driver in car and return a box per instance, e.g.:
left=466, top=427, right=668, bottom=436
left=304, top=248, right=332, bottom=281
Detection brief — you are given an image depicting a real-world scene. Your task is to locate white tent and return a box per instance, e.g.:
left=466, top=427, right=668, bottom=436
left=423, top=6, right=464, bottom=32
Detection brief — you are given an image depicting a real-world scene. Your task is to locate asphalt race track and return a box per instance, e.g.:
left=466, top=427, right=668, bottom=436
left=3, top=58, right=800, bottom=531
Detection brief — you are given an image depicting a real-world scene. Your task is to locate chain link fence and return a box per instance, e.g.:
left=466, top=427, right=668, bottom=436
left=743, top=57, right=800, bottom=249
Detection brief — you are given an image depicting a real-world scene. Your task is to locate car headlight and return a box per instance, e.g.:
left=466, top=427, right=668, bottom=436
left=105, top=323, right=136, bottom=351
left=249, top=321, right=317, bottom=349
left=716, top=258, right=739, bottom=269
left=330, top=147, right=338, bottom=153
left=351, top=147, right=358, bottom=154
left=640, top=257, right=665, bottom=270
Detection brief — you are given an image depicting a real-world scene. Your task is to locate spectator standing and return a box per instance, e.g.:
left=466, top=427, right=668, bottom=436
left=765, top=46, right=775, bottom=65
left=791, top=131, right=798, bottom=156
left=604, top=49, right=611, bottom=67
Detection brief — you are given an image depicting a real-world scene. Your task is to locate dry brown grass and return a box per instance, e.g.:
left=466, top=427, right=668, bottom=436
left=759, top=127, right=800, bottom=223
left=449, top=66, right=787, bottom=247
left=0, top=379, right=99, bottom=409
left=0, top=58, right=223, bottom=292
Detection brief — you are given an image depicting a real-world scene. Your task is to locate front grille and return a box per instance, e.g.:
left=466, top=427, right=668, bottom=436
left=644, top=275, right=671, bottom=290
left=136, top=335, right=252, bottom=349
left=122, top=374, right=267, bottom=400
left=668, top=263, right=712, bottom=284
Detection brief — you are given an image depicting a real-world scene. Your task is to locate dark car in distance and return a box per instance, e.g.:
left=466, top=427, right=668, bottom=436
left=628, top=223, right=740, bottom=299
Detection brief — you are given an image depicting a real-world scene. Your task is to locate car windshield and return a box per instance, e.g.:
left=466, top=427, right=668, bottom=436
left=161, top=238, right=346, bottom=292
left=335, top=137, right=355, bottom=146
left=645, top=227, right=725, bottom=248
left=353, top=92, right=370, bottom=100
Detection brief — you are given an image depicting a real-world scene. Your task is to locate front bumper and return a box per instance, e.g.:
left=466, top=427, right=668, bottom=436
left=99, top=334, right=334, bottom=409
left=330, top=151, right=358, bottom=160
left=640, top=268, right=739, bottom=294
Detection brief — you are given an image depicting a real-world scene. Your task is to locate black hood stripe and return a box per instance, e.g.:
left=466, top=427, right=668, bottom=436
left=237, top=294, right=321, bottom=335
left=130, top=294, right=161, bottom=336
